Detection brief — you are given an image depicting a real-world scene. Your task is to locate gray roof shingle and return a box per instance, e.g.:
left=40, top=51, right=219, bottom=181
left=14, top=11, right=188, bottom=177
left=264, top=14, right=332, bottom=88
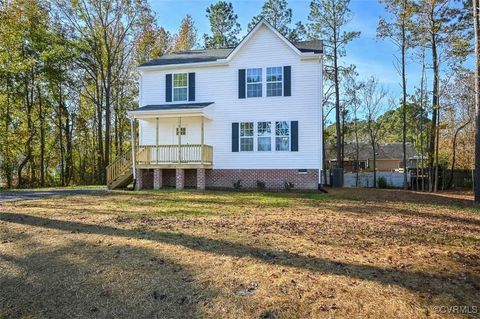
left=130, top=102, right=214, bottom=112
left=139, top=41, right=323, bottom=67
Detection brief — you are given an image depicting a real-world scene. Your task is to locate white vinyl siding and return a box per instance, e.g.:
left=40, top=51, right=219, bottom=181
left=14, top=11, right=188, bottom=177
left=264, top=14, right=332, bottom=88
left=138, top=23, right=322, bottom=171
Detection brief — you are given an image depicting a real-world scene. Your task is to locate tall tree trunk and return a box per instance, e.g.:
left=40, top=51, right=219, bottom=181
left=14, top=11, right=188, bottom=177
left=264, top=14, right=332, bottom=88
left=372, top=144, right=377, bottom=188
left=474, top=0, right=480, bottom=202
left=448, top=121, right=470, bottom=188
left=57, top=88, right=65, bottom=187
left=334, top=33, right=342, bottom=171
left=434, top=108, right=440, bottom=192
left=354, top=117, right=360, bottom=187
left=429, top=14, right=439, bottom=192
left=401, top=0, right=408, bottom=190
left=65, top=115, right=73, bottom=185
left=38, top=85, right=45, bottom=187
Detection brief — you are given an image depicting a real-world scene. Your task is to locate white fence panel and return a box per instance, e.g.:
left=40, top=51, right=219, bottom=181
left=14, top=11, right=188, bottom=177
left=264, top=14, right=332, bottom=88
left=343, top=172, right=410, bottom=188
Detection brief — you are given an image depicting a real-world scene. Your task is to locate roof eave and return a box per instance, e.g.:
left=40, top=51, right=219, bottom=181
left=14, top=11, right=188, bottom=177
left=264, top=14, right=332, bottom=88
left=138, top=60, right=229, bottom=71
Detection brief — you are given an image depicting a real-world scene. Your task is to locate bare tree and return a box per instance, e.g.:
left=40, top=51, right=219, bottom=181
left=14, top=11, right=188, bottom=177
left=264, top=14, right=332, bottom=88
left=359, top=77, right=388, bottom=188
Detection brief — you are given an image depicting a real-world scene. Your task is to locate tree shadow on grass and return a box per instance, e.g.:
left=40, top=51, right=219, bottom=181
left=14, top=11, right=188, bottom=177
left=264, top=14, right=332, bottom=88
left=0, top=237, right=218, bottom=318
left=321, top=188, right=479, bottom=210
left=1, top=212, right=479, bottom=308
left=326, top=202, right=480, bottom=227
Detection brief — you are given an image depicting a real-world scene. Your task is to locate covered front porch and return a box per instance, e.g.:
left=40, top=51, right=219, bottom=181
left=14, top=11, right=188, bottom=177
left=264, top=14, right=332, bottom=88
left=106, top=103, right=214, bottom=190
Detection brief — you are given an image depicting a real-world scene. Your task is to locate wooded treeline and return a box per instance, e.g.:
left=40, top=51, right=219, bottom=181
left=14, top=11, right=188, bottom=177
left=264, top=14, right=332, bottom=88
left=0, top=0, right=476, bottom=190
left=320, top=0, right=474, bottom=190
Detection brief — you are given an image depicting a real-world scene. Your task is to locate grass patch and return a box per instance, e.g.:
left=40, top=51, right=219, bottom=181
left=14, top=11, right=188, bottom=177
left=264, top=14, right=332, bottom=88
left=0, top=188, right=479, bottom=318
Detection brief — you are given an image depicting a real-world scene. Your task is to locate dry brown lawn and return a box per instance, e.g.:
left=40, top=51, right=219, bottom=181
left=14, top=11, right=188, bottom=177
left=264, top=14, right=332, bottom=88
left=0, top=188, right=479, bottom=319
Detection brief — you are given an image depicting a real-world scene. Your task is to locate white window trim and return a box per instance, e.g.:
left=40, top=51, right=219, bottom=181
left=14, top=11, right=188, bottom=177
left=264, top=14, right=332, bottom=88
left=172, top=72, right=189, bottom=102
left=239, top=122, right=255, bottom=152
left=275, top=121, right=291, bottom=152
left=245, top=68, right=262, bottom=98
left=266, top=66, right=283, bottom=97
left=235, top=120, right=293, bottom=153
left=256, top=121, right=272, bottom=152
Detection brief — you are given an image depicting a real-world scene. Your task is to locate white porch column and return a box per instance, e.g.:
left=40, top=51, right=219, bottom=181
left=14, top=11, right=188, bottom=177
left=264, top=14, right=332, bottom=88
left=155, top=117, right=159, bottom=164
left=177, top=117, right=182, bottom=163
left=201, top=116, right=204, bottom=165
left=130, top=118, right=136, bottom=180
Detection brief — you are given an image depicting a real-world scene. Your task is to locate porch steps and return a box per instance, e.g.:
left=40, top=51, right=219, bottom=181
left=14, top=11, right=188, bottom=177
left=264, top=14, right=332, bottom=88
left=107, top=153, right=133, bottom=189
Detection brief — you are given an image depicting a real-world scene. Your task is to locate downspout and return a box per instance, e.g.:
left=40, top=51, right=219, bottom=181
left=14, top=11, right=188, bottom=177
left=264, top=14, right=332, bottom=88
left=130, top=117, right=137, bottom=188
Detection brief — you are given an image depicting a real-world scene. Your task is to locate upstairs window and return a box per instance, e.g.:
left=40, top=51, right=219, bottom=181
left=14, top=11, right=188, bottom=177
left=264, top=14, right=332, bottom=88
left=240, top=122, right=254, bottom=151
left=246, top=68, right=262, bottom=98
left=257, top=122, right=272, bottom=151
left=266, top=67, right=283, bottom=97
left=173, top=73, right=188, bottom=101
left=275, top=121, right=290, bottom=151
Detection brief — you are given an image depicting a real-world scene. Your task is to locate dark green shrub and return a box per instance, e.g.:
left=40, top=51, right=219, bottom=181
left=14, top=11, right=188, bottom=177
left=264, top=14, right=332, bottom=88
left=256, top=180, right=266, bottom=190
left=378, top=176, right=388, bottom=189
left=233, top=179, right=242, bottom=190
left=284, top=181, right=294, bottom=191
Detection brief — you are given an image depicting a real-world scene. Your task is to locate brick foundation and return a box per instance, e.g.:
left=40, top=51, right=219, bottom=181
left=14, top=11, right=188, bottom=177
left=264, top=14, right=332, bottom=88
left=205, top=169, right=319, bottom=190
left=135, top=169, right=153, bottom=190
left=184, top=169, right=197, bottom=188
left=176, top=168, right=185, bottom=190
left=153, top=169, right=163, bottom=190
left=135, top=169, right=143, bottom=190
left=135, top=168, right=319, bottom=190
left=197, top=168, right=206, bottom=190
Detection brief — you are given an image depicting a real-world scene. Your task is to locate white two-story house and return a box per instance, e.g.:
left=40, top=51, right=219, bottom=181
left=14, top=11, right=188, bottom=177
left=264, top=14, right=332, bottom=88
left=107, top=19, right=323, bottom=190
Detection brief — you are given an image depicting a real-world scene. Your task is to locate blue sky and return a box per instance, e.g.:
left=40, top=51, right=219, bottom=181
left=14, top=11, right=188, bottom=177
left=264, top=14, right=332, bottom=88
left=148, top=0, right=471, bottom=101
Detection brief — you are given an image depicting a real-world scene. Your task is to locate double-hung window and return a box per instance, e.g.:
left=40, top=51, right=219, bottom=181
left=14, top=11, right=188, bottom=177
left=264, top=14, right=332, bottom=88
left=257, top=122, right=272, bottom=151
left=275, top=121, right=290, bottom=151
left=266, top=67, right=283, bottom=97
left=173, top=73, right=188, bottom=101
left=246, top=68, right=262, bottom=98
left=240, top=122, right=254, bottom=151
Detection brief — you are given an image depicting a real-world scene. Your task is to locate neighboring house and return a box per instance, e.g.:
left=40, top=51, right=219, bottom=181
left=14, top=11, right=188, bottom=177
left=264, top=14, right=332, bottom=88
left=107, top=20, right=323, bottom=190
left=326, top=142, right=418, bottom=172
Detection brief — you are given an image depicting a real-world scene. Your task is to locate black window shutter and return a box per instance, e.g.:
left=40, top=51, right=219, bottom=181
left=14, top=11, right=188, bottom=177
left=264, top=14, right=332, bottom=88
left=188, top=72, right=195, bottom=101
left=291, top=120, right=298, bottom=151
left=284, top=66, right=291, bottom=96
left=232, top=123, right=239, bottom=152
left=238, top=69, right=246, bottom=99
left=166, top=74, right=172, bottom=102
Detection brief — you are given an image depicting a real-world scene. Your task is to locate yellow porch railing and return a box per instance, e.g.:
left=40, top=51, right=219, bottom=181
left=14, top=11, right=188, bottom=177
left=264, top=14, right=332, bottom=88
left=136, top=144, right=213, bottom=166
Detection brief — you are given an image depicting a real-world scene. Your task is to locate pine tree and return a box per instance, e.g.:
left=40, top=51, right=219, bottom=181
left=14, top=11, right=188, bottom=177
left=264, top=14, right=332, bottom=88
left=247, top=0, right=305, bottom=41
left=377, top=0, right=416, bottom=190
left=174, top=15, right=197, bottom=51
left=203, top=1, right=241, bottom=49
left=308, top=0, right=360, bottom=186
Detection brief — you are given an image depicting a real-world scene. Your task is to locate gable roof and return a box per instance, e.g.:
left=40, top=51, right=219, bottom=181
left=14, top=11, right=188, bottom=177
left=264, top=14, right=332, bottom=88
left=139, top=20, right=322, bottom=68
left=140, top=48, right=234, bottom=67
